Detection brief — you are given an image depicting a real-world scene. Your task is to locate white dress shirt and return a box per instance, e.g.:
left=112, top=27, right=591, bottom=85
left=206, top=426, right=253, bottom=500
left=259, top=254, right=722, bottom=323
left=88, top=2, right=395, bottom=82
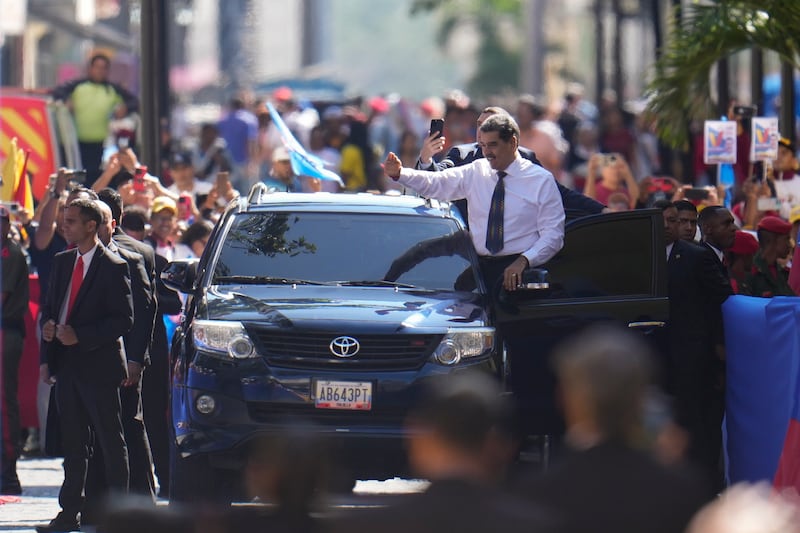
left=59, top=244, right=98, bottom=324
left=398, top=155, right=565, bottom=266
left=705, top=241, right=725, bottom=263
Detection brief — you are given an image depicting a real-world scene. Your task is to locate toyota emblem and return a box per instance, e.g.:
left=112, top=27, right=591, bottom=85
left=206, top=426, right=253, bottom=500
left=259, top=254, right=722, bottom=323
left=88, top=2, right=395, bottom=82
left=330, top=336, right=360, bottom=358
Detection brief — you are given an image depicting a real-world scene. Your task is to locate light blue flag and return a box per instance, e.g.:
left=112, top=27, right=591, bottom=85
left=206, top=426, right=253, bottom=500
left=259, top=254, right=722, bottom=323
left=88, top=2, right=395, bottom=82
left=266, top=102, right=344, bottom=186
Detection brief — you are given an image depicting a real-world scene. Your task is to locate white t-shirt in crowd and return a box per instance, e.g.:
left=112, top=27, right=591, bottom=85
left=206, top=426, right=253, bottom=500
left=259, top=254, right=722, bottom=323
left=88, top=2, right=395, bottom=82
left=773, top=174, right=800, bottom=220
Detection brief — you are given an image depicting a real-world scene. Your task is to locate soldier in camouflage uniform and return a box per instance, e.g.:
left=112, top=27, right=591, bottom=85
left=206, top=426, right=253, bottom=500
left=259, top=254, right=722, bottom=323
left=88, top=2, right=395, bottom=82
left=743, top=216, right=796, bottom=297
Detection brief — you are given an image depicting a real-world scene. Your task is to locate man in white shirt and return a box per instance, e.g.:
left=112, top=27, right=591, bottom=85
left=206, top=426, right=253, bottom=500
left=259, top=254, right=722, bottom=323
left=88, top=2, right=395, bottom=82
left=383, top=113, right=564, bottom=293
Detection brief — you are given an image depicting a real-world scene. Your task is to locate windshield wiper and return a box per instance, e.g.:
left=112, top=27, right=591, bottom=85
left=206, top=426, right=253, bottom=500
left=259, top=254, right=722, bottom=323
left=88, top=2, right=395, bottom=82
left=214, top=275, right=329, bottom=285
left=336, top=280, right=419, bottom=289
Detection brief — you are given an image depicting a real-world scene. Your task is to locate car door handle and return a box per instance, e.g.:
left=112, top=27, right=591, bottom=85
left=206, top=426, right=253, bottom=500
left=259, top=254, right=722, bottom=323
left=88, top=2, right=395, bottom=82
left=627, top=321, right=666, bottom=329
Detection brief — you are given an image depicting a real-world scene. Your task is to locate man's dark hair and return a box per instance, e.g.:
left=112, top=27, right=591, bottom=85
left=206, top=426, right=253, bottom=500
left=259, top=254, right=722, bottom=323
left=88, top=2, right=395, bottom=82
left=408, top=371, right=508, bottom=454
left=230, top=97, right=245, bottom=110
left=697, top=205, right=727, bottom=232
left=69, top=198, right=102, bottom=230
left=674, top=199, right=698, bottom=214
left=481, top=106, right=507, bottom=117
left=121, top=205, right=148, bottom=233
left=479, top=114, right=520, bottom=143
left=553, top=325, right=654, bottom=445
left=98, top=188, right=123, bottom=224
left=89, top=53, right=111, bottom=67
left=68, top=185, right=99, bottom=201
left=180, top=220, right=214, bottom=247
left=652, top=199, right=674, bottom=211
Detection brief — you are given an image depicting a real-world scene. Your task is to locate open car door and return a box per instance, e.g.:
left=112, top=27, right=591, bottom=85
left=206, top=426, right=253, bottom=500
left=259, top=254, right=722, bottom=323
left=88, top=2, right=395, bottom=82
left=494, top=209, right=669, bottom=436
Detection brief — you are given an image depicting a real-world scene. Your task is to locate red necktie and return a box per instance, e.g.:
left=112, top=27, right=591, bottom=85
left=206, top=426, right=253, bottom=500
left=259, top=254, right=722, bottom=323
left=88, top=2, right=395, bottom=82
left=67, top=255, right=84, bottom=318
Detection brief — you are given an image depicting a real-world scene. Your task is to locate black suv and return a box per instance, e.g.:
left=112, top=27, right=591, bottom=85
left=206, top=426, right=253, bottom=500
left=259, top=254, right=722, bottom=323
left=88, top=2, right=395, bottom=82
left=163, top=186, right=667, bottom=502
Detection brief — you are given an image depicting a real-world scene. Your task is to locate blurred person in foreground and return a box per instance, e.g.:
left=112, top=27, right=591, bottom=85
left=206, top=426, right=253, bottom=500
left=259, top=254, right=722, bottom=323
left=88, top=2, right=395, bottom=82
left=686, top=482, right=800, bottom=533
left=515, top=325, right=709, bottom=533
left=331, top=371, right=559, bottom=533
left=206, top=425, right=331, bottom=533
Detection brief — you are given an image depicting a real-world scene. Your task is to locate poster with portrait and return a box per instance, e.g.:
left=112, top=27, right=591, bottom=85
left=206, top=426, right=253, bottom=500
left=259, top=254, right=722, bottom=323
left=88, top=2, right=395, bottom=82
left=703, top=120, right=738, bottom=164
left=750, top=117, right=780, bottom=161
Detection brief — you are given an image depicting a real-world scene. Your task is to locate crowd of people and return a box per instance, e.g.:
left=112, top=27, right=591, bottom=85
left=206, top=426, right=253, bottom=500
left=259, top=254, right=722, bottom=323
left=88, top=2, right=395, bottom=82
left=2, top=51, right=800, bottom=532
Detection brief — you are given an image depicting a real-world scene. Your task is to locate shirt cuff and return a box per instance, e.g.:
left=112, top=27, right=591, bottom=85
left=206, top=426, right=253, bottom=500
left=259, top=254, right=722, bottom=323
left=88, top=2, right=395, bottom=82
left=416, top=159, right=436, bottom=171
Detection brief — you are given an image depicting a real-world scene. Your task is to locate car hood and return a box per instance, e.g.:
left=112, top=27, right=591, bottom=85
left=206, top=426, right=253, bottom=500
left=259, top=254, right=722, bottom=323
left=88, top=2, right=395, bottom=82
left=199, top=285, right=489, bottom=331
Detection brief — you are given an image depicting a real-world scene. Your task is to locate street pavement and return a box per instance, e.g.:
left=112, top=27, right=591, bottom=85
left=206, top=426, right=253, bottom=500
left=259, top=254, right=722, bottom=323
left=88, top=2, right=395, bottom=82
left=1, top=455, right=427, bottom=532
left=1, top=456, right=69, bottom=532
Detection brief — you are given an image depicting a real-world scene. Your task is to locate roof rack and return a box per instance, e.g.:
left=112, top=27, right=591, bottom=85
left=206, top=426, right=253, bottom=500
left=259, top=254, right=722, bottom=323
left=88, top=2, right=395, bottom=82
left=247, top=182, right=269, bottom=204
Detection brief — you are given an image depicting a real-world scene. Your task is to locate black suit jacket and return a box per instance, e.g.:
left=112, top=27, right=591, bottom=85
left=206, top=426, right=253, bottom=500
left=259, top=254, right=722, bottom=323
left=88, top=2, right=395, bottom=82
left=668, top=240, right=732, bottom=352
left=40, top=244, right=133, bottom=383
left=418, top=142, right=605, bottom=219
left=108, top=240, right=154, bottom=366
left=517, top=441, right=709, bottom=533
left=332, top=478, right=559, bottom=533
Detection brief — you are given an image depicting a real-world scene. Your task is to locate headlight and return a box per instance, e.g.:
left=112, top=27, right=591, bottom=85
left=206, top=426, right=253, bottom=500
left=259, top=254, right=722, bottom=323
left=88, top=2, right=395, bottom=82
left=193, top=320, right=257, bottom=359
left=432, top=328, right=495, bottom=365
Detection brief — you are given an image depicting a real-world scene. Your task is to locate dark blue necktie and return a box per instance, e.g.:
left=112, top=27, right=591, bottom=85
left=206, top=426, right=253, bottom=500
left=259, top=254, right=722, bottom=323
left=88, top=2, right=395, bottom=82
left=486, top=171, right=507, bottom=254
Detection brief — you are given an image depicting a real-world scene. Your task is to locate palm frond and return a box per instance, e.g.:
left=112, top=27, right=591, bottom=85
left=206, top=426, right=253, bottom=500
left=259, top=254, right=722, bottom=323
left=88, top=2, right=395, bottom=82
left=646, top=1, right=800, bottom=148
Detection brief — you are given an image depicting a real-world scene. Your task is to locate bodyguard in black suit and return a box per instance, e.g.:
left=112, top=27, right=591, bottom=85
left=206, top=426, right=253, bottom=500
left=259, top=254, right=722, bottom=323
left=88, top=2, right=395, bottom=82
left=658, top=202, right=733, bottom=491
left=98, top=188, right=182, bottom=498
left=37, top=198, right=133, bottom=533
left=82, top=200, right=157, bottom=520
left=416, top=107, right=605, bottom=220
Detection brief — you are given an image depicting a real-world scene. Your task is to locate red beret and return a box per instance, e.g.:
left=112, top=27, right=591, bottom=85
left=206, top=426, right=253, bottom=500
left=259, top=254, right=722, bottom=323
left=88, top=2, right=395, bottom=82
left=730, top=230, right=759, bottom=255
left=369, top=96, right=389, bottom=114
left=757, top=216, right=792, bottom=235
left=272, top=86, right=293, bottom=102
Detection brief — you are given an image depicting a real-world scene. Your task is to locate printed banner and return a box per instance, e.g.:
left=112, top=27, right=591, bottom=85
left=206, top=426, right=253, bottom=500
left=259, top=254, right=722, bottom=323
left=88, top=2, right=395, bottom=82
left=750, top=117, right=780, bottom=161
left=704, top=120, right=738, bottom=165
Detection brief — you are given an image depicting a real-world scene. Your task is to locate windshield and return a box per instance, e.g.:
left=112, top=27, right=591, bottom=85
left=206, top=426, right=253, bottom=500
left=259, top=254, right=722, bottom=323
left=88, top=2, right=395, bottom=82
left=211, top=212, right=478, bottom=291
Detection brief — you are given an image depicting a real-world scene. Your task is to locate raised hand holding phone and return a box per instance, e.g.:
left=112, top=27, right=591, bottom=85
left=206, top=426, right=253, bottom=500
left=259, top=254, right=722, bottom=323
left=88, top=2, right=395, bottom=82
left=429, top=118, right=444, bottom=139
left=419, top=119, right=446, bottom=165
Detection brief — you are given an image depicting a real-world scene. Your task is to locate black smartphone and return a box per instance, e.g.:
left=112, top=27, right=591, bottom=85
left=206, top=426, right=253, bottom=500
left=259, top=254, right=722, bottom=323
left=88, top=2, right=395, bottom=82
left=429, top=119, right=444, bottom=139
left=733, top=105, right=757, bottom=118
left=684, top=187, right=710, bottom=201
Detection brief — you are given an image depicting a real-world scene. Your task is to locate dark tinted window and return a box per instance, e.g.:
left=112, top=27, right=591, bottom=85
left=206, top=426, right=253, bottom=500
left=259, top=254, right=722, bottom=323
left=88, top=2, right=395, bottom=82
left=545, top=217, right=654, bottom=298
left=212, top=212, right=478, bottom=291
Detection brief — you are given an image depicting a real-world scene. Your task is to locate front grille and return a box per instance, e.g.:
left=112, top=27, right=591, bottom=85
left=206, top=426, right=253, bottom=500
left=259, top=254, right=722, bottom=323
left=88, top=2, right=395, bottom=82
left=244, top=326, right=442, bottom=371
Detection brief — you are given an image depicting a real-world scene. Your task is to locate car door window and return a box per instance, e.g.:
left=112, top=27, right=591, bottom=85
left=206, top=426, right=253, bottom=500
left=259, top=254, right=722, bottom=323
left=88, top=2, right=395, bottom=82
left=541, top=214, right=658, bottom=299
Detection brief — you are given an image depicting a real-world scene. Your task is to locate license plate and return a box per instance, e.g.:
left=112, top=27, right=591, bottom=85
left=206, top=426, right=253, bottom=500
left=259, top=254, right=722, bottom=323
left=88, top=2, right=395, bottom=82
left=314, top=380, right=372, bottom=410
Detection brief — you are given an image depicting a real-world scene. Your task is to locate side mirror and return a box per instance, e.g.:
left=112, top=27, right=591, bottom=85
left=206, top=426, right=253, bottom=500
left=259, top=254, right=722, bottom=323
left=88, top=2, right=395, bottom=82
left=161, top=259, right=199, bottom=294
left=519, top=268, right=550, bottom=290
